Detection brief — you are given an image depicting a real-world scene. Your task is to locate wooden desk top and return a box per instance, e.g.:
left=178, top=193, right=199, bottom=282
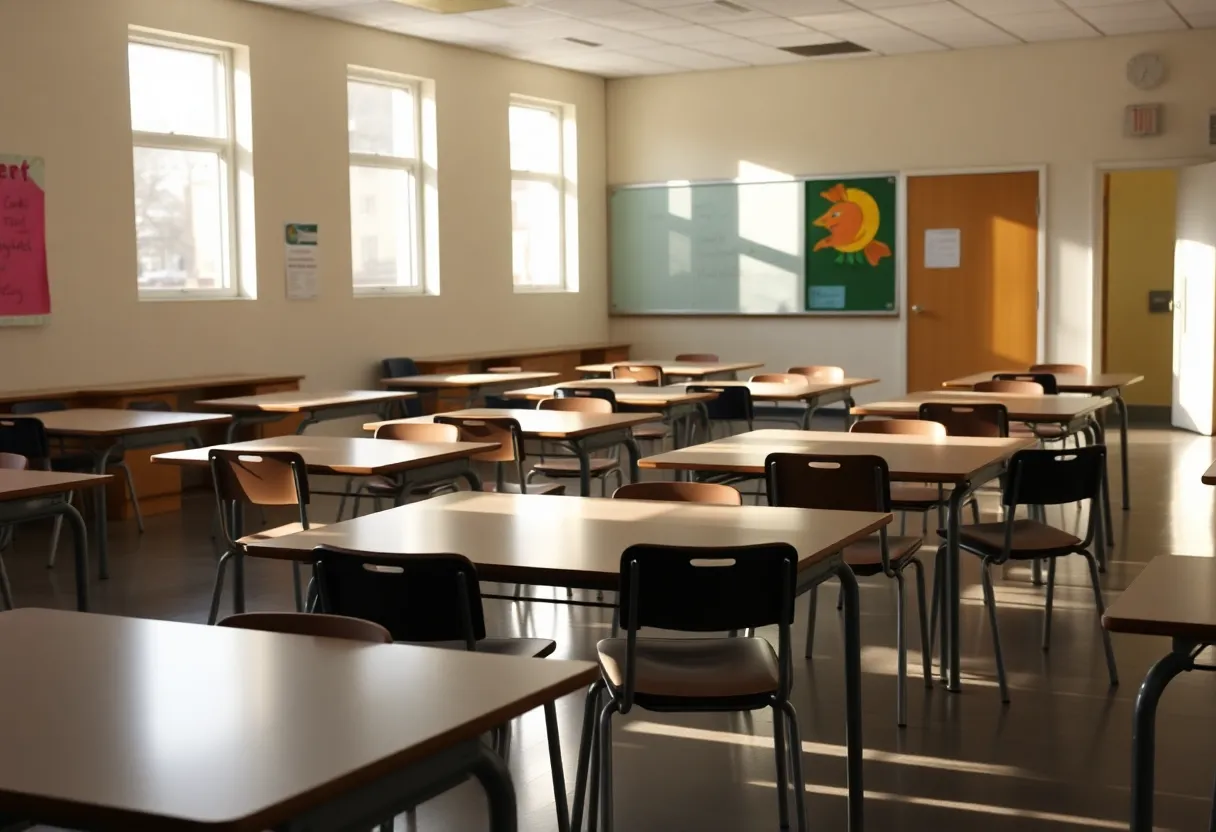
left=0, top=374, right=305, bottom=404
left=196, top=390, right=413, bottom=413
left=1102, top=556, right=1216, bottom=639
left=0, top=608, right=596, bottom=831
left=382, top=372, right=558, bottom=389
left=1204, top=461, right=1216, bottom=486
left=941, top=370, right=1144, bottom=393
left=415, top=342, right=631, bottom=364
left=0, top=470, right=113, bottom=501
left=676, top=378, right=879, bottom=402
left=504, top=380, right=717, bottom=407
left=640, top=429, right=1036, bottom=483
left=244, top=491, right=892, bottom=586
left=368, top=408, right=660, bottom=439
left=26, top=409, right=232, bottom=437
left=575, top=360, right=764, bottom=377
left=852, top=391, right=1110, bottom=422
left=152, top=436, right=499, bottom=477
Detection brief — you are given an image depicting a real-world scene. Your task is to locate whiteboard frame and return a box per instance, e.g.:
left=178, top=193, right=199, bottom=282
left=608, top=171, right=902, bottom=317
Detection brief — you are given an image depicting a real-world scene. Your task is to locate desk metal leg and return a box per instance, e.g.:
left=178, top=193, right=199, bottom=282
left=837, top=563, right=864, bottom=832
left=231, top=502, right=246, bottom=614
left=623, top=437, right=641, bottom=484
left=571, top=440, right=593, bottom=497
left=93, top=444, right=116, bottom=580
left=543, top=701, right=571, bottom=832
left=460, top=467, right=484, bottom=492
left=1090, top=417, right=1115, bottom=547
left=1131, top=643, right=1194, bottom=832
left=945, top=482, right=966, bottom=692
left=58, top=502, right=90, bottom=611
left=470, top=744, right=519, bottom=832
left=1113, top=393, right=1131, bottom=510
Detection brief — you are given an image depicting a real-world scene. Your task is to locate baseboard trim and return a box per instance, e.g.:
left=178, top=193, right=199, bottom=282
left=1126, top=404, right=1170, bottom=426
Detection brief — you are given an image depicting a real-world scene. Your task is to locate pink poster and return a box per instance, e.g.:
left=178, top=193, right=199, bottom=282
left=0, top=154, right=49, bottom=324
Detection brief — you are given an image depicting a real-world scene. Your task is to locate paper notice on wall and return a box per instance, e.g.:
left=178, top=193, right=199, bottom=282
left=285, top=223, right=319, bottom=300
left=924, top=228, right=961, bottom=269
left=0, top=154, right=50, bottom=327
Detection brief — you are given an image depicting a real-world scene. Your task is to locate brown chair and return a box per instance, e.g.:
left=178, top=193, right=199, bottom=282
left=1030, top=363, right=1086, bottom=376
left=788, top=365, right=844, bottom=382
left=975, top=379, right=1043, bottom=395
left=674, top=353, right=719, bottom=362
left=208, top=449, right=324, bottom=625
left=435, top=415, right=563, bottom=496
left=487, top=366, right=523, bottom=373
left=348, top=422, right=465, bottom=517
left=751, top=374, right=813, bottom=428
left=766, top=453, right=930, bottom=727
left=918, top=402, right=1010, bottom=438
left=850, top=419, right=949, bottom=535
left=613, top=481, right=742, bottom=506
left=977, top=378, right=1073, bottom=444
left=528, top=398, right=622, bottom=496
left=0, top=453, right=27, bottom=470
left=218, top=611, right=392, bottom=644
left=612, top=364, right=664, bottom=386
left=750, top=373, right=805, bottom=385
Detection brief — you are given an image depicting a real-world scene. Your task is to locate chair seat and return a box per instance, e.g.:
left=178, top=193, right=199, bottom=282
left=531, top=458, right=620, bottom=476
left=890, top=483, right=944, bottom=508
left=404, top=637, right=556, bottom=659
left=842, top=536, right=922, bottom=576
left=238, top=522, right=327, bottom=546
left=484, top=482, right=566, bottom=496
left=1010, top=423, right=1068, bottom=440
left=597, top=637, right=779, bottom=699
left=364, top=475, right=454, bottom=496
left=942, top=519, right=1082, bottom=558
left=632, top=425, right=669, bottom=440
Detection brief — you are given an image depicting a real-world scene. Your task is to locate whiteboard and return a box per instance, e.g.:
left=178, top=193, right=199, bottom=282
left=610, top=181, right=805, bottom=315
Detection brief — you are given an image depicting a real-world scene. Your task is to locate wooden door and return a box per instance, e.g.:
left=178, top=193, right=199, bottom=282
left=906, top=172, right=1039, bottom=391
left=1171, top=161, right=1216, bottom=435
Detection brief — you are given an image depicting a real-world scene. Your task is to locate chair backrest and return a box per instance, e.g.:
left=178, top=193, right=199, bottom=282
left=218, top=612, right=392, bottom=644
left=993, top=373, right=1058, bottom=395
left=1030, top=363, right=1086, bottom=376
left=674, top=353, right=718, bottom=362
left=434, top=416, right=521, bottom=464
left=0, top=452, right=28, bottom=471
left=539, top=396, right=612, bottom=414
left=613, top=481, right=742, bottom=506
left=0, top=418, right=51, bottom=465
left=314, top=547, right=486, bottom=646
left=487, top=366, right=522, bottom=373
left=127, top=400, right=172, bottom=412
left=788, top=365, right=844, bottom=382
left=381, top=357, right=419, bottom=378
left=688, top=384, right=753, bottom=422
left=10, top=400, right=66, bottom=415
left=208, top=449, right=310, bottom=507
left=975, top=379, right=1044, bottom=396
left=765, top=453, right=890, bottom=513
left=750, top=373, right=805, bottom=385
left=917, top=403, right=1009, bottom=438
left=555, top=387, right=618, bottom=409
left=612, top=364, right=664, bottom=386
left=850, top=419, right=946, bottom=438
left=373, top=421, right=459, bottom=443
left=1004, top=446, right=1105, bottom=508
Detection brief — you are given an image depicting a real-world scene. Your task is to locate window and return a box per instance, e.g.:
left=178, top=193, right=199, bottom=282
left=348, top=74, right=427, bottom=294
left=129, top=34, right=248, bottom=298
left=509, top=97, right=577, bottom=292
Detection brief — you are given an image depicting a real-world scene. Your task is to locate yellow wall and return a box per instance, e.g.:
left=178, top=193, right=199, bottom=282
left=1104, top=169, right=1177, bottom=406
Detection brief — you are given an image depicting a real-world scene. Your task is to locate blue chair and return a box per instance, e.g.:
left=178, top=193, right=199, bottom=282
left=380, top=358, right=423, bottom=417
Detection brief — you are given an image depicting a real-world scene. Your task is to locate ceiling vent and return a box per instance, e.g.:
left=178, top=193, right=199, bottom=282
left=780, top=41, right=870, bottom=58
left=564, top=37, right=602, bottom=47
left=389, top=0, right=510, bottom=14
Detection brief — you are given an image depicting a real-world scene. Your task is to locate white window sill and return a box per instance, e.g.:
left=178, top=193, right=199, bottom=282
left=353, top=287, right=435, bottom=298
left=138, top=292, right=254, bottom=302
left=513, top=285, right=577, bottom=294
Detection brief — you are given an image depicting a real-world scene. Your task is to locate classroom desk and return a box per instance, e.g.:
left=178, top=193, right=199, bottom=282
left=382, top=372, right=559, bottom=410
left=0, top=608, right=596, bottom=832
left=411, top=343, right=631, bottom=375
left=576, top=360, right=763, bottom=380
left=30, top=409, right=232, bottom=579
left=1102, top=556, right=1216, bottom=831
left=676, top=378, right=880, bottom=429
left=0, top=373, right=304, bottom=407
left=368, top=409, right=661, bottom=496
left=941, top=370, right=1143, bottom=511
left=641, top=429, right=1036, bottom=694
left=245, top=490, right=891, bottom=832
left=0, top=470, right=110, bottom=611
left=197, top=390, right=414, bottom=442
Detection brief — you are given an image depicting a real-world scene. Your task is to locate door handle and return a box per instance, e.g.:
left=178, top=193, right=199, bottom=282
left=911, top=305, right=924, bottom=314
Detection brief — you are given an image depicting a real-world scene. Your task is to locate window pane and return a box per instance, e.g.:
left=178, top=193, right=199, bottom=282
left=348, top=81, right=416, bottom=159
left=350, top=166, right=418, bottom=289
left=133, top=147, right=228, bottom=291
left=509, top=105, right=560, bottom=175
left=512, top=179, right=561, bottom=287
left=129, top=42, right=227, bottom=138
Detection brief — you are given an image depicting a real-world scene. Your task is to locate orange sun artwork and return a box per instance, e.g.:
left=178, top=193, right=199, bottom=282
left=811, top=183, right=893, bottom=267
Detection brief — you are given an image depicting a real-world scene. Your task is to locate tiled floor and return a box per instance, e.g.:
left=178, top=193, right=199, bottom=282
left=6, top=423, right=1216, bottom=831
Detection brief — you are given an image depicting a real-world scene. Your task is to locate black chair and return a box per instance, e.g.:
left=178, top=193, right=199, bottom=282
left=993, top=372, right=1059, bottom=395
left=380, top=357, right=423, bottom=417
left=688, top=384, right=753, bottom=437
left=434, top=415, right=562, bottom=495
left=933, top=446, right=1118, bottom=703
left=313, top=546, right=568, bottom=829
left=992, top=373, right=1077, bottom=447
left=572, top=542, right=807, bottom=832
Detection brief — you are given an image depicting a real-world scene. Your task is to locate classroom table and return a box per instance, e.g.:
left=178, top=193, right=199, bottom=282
left=153, top=435, right=499, bottom=614
left=0, top=373, right=305, bottom=407
left=675, top=378, right=880, bottom=429
left=640, top=428, right=1036, bottom=694
left=575, top=359, right=763, bottom=380
left=0, top=608, right=596, bottom=832
left=382, top=371, right=560, bottom=408
left=0, top=469, right=110, bottom=611
left=368, top=409, right=661, bottom=497
left=941, top=370, right=1144, bottom=510
left=196, top=390, right=415, bottom=442
left=30, top=408, right=232, bottom=579
left=1102, top=556, right=1216, bottom=832
left=245, top=489, right=892, bottom=832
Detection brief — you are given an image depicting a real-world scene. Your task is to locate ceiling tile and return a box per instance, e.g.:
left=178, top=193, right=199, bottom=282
left=1171, top=0, right=1216, bottom=11
left=876, top=2, right=976, bottom=24
left=663, top=2, right=771, bottom=23
left=845, top=27, right=948, bottom=51
left=953, top=0, right=1065, bottom=12
left=593, top=8, right=688, bottom=28
left=750, top=28, right=841, bottom=44
left=538, top=0, right=641, bottom=17
left=985, top=9, right=1101, bottom=39
left=463, top=5, right=568, bottom=25
left=1183, top=9, right=1216, bottom=26
left=1070, top=0, right=1179, bottom=18
left=1091, top=14, right=1187, bottom=32
left=847, top=0, right=937, bottom=8
left=711, top=16, right=813, bottom=35
left=692, top=35, right=801, bottom=58
left=916, top=18, right=1022, bottom=45
left=643, top=23, right=728, bottom=40
left=620, top=43, right=749, bottom=66
left=791, top=10, right=892, bottom=30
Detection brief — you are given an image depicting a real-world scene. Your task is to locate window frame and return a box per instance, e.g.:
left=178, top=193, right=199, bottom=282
left=347, top=71, right=426, bottom=297
left=129, top=32, right=242, bottom=301
left=509, top=96, right=574, bottom=293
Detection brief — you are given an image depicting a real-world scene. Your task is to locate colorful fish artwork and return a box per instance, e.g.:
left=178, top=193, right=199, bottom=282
left=804, top=176, right=897, bottom=313
left=811, top=183, right=893, bottom=267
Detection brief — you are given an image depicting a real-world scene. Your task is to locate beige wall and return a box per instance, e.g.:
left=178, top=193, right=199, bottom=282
left=0, top=0, right=606, bottom=393
left=605, top=29, right=1216, bottom=400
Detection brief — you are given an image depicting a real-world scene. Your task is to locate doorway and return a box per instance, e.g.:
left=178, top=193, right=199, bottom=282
left=906, top=171, right=1041, bottom=391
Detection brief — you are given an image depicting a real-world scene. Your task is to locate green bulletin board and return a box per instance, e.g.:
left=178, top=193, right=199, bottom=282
left=804, top=176, right=898, bottom=313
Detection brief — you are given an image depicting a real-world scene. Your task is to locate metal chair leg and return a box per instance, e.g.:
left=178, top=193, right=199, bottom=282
left=969, top=498, right=980, bottom=524
left=120, top=462, right=144, bottom=534
left=571, top=681, right=604, bottom=832
left=543, top=701, right=572, bottom=832
left=1082, top=550, right=1119, bottom=687
left=336, top=476, right=354, bottom=521
left=0, top=553, right=13, bottom=610
left=980, top=559, right=1010, bottom=703
left=47, top=492, right=72, bottom=568
left=597, top=702, right=616, bottom=832
left=292, top=562, right=304, bottom=612
left=804, top=585, right=818, bottom=659
left=895, top=570, right=908, bottom=727
left=207, top=550, right=234, bottom=625
left=772, top=704, right=790, bottom=829
left=899, top=512, right=907, bottom=535
left=1042, top=556, right=1057, bottom=651
left=909, top=558, right=932, bottom=688
left=929, top=546, right=943, bottom=660
left=780, top=700, right=809, bottom=832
